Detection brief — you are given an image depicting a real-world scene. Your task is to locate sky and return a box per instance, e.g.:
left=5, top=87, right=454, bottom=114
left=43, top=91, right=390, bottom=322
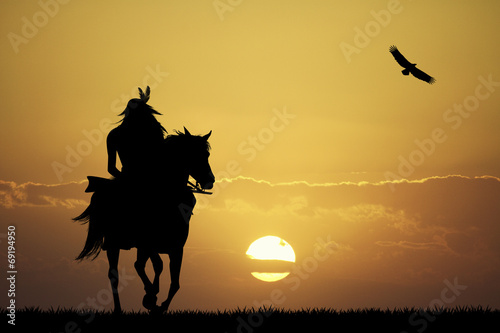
left=1, top=0, right=500, bottom=314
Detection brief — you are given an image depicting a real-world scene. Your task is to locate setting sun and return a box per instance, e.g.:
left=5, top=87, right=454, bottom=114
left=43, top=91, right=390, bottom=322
left=246, top=236, right=296, bottom=282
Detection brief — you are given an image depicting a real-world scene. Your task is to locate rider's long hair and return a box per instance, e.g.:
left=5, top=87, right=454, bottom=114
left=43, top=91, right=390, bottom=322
left=117, top=98, right=167, bottom=140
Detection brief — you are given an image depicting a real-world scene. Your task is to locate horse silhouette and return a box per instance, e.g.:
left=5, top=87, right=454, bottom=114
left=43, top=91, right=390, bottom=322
left=74, top=128, right=214, bottom=313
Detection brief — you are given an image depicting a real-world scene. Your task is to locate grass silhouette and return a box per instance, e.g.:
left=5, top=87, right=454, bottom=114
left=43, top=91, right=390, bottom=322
left=2, top=306, right=498, bottom=332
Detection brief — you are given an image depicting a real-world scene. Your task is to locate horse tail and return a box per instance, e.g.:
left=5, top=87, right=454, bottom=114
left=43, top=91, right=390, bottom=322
left=73, top=195, right=104, bottom=261
left=73, top=204, right=92, bottom=224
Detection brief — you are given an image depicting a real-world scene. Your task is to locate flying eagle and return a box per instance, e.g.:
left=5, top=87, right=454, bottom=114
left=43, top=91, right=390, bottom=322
left=389, top=45, right=436, bottom=84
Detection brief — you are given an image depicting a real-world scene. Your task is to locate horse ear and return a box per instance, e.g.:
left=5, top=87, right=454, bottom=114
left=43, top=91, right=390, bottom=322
left=184, top=127, right=192, bottom=136
left=203, top=130, right=212, bottom=140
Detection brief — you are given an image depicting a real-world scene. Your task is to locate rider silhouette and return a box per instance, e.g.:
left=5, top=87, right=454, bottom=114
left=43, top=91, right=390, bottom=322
left=107, top=86, right=167, bottom=182
left=98, top=86, right=167, bottom=251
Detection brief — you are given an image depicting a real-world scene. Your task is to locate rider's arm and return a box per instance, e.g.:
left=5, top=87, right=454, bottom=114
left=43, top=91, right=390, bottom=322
left=107, top=131, right=122, bottom=178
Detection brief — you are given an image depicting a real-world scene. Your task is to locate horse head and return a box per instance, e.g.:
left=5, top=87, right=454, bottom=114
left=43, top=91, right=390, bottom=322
left=181, top=127, right=215, bottom=190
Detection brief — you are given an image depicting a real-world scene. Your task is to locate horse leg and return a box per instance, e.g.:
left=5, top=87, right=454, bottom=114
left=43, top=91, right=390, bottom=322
left=107, top=248, right=122, bottom=314
left=150, top=252, right=163, bottom=295
left=160, top=248, right=183, bottom=312
left=134, top=248, right=153, bottom=292
left=134, top=248, right=157, bottom=310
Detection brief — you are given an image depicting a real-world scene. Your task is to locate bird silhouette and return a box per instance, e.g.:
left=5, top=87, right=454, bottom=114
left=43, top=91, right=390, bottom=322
left=389, top=45, right=436, bottom=84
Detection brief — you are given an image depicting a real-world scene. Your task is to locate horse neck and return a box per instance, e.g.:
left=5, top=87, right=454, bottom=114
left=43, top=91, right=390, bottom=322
left=166, top=168, right=189, bottom=189
left=160, top=148, right=190, bottom=190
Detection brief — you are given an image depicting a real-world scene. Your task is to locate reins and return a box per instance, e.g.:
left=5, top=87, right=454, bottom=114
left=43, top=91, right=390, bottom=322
left=187, top=180, right=212, bottom=195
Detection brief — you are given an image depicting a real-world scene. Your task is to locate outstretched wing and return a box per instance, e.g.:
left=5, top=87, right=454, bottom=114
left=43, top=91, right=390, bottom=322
left=389, top=45, right=413, bottom=68
left=410, top=67, right=436, bottom=84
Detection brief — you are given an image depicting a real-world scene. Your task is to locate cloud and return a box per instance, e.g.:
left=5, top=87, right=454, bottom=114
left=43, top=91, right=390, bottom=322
left=209, top=174, right=500, bottom=224
left=2, top=174, right=500, bottom=289
left=222, top=195, right=316, bottom=217
left=217, top=174, right=500, bottom=188
left=331, top=204, right=411, bottom=224
left=0, top=180, right=88, bottom=209
left=210, top=175, right=500, bottom=228
left=200, top=173, right=500, bottom=285
left=375, top=240, right=449, bottom=252
left=216, top=175, right=373, bottom=187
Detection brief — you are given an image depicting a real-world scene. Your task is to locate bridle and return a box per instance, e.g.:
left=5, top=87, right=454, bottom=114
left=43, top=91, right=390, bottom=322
left=187, top=180, right=212, bottom=195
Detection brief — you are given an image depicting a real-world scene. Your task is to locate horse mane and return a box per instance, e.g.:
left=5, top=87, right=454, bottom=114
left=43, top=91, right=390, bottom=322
left=165, top=130, right=211, bottom=152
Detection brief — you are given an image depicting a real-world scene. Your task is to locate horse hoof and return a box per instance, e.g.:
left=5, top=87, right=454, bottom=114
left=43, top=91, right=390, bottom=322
left=142, top=293, right=158, bottom=310
left=149, top=305, right=163, bottom=316
left=159, top=301, right=170, bottom=313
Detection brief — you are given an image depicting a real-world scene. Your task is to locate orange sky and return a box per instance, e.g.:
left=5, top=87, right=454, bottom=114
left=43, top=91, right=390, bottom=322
left=1, top=0, right=500, bottom=313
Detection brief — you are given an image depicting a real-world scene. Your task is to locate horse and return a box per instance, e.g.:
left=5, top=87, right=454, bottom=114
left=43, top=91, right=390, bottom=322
left=73, top=128, right=215, bottom=313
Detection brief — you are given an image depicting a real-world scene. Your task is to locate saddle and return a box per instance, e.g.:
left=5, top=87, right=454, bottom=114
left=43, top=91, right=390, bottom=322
left=85, top=176, right=113, bottom=193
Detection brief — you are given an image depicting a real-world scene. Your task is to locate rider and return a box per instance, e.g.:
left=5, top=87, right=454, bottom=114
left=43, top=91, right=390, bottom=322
left=107, top=86, right=167, bottom=182
left=106, top=85, right=167, bottom=240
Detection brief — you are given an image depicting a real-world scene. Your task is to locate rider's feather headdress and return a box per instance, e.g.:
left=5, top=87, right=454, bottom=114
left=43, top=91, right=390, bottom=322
left=138, top=86, right=150, bottom=103
left=119, top=86, right=162, bottom=117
